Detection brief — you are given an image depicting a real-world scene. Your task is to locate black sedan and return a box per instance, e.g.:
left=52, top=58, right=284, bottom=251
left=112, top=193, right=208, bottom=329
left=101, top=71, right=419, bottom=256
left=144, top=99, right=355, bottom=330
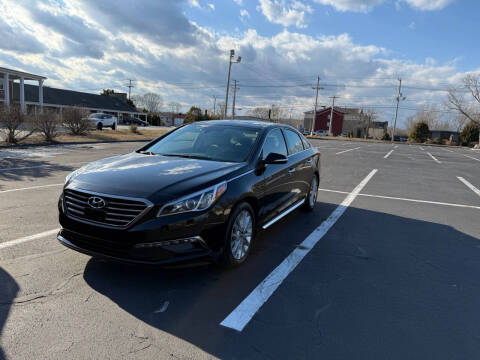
left=58, top=120, right=320, bottom=267
left=124, top=117, right=149, bottom=126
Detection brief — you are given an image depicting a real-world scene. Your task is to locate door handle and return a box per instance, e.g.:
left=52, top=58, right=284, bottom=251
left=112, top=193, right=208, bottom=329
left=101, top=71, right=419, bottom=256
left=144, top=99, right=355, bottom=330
left=288, top=168, right=296, bottom=174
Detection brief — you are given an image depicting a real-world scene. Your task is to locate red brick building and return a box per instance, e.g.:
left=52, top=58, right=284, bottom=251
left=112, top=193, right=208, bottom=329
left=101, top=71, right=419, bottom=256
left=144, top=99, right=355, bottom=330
left=304, top=107, right=345, bottom=136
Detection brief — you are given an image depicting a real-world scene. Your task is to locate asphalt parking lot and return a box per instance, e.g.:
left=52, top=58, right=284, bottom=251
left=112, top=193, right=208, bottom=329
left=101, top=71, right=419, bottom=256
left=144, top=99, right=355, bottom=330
left=1, top=139, right=479, bottom=359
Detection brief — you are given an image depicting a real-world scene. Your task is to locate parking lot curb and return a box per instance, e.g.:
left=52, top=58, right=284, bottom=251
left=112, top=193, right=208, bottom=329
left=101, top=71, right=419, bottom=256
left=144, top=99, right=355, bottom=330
left=0, top=139, right=153, bottom=150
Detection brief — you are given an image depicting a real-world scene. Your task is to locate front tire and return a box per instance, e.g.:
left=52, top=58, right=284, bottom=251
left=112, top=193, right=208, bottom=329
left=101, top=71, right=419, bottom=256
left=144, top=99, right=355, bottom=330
left=111, top=122, right=116, bottom=130
left=303, top=175, right=318, bottom=211
left=220, top=202, right=255, bottom=267
left=97, top=122, right=103, bottom=131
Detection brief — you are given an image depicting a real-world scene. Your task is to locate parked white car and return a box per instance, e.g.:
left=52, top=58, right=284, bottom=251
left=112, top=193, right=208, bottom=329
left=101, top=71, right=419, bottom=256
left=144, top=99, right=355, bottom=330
left=314, top=130, right=329, bottom=136
left=87, top=113, right=117, bottom=130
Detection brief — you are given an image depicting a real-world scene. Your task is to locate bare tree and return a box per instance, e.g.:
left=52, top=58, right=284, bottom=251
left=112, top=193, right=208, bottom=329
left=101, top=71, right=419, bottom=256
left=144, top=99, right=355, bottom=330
left=0, top=105, right=35, bottom=144
left=363, top=108, right=377, bottom=138
left=168, top=101, right=181, bottom=114
left=246, top=106, right=287, bottom=121
left=63, top=107, right=92, bottom=135
left=132, top=93, right=163, bottom=114
left=35, top=110, right=62, bottom=142
left=446, top=74, right=480, bottom=143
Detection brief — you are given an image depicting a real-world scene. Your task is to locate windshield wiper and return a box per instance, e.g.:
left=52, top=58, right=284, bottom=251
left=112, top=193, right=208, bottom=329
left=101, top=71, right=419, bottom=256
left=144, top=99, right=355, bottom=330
left=160, top=153, right=214, bottom=161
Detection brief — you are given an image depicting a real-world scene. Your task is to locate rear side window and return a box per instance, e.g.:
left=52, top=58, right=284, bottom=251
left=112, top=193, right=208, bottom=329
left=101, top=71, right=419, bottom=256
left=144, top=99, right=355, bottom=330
left=262, top=128, right=287, bottom=159
left=283, top=129, right=304, bottom=155
left=299, top=134, right=311, bottom=149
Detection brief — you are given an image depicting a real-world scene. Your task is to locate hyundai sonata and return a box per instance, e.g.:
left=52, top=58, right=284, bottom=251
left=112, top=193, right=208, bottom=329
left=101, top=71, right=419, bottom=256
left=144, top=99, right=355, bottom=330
left=58, top=120, right=320, bottom=266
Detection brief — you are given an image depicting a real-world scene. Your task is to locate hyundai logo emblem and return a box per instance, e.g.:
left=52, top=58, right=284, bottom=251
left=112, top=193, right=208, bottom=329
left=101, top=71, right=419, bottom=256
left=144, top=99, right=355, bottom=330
left=88, top=196, right=106, bottom=209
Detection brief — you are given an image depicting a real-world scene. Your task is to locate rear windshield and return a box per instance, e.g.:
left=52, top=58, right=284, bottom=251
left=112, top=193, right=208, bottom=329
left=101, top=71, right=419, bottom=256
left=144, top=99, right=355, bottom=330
left=145, top=123, right=260, bottom=162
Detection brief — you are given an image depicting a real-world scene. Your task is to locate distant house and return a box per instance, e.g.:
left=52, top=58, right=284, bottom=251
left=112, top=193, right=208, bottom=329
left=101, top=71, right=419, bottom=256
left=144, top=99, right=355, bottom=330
left=1, top=66, right=147, bottom=122
left=304, top=107, right=388, bottom=138
left=159, top=113, right=185, bottom=126
left=430, top=130, right=459, bottom=142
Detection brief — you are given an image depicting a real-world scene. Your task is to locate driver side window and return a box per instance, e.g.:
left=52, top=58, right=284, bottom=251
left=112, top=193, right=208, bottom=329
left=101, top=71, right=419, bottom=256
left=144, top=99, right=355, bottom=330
left=262, top=128, right=288, bottom=160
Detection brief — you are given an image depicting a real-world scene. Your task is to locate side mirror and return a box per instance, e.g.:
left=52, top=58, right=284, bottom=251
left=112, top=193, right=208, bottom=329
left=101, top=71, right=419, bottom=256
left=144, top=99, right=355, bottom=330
left=263, top=152, right=288, bottom=165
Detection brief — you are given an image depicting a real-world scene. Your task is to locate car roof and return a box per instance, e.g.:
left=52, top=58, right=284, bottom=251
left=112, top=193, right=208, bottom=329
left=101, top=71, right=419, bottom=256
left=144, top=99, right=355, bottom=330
left=194, top=119, right=298, bottom=132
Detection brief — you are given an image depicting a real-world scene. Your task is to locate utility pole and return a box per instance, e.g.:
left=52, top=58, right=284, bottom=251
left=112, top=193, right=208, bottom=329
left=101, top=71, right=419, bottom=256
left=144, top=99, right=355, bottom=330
left=212, top=95, right=217, bottom=115
left=310, top=76, right=321, bottom=135
left=392, top=78, right=404, bottom=143
left=231, top=80, right=239, bottom=119
left=224, top=49, right=241, bottom=118
left=126, top=79, right=135, bottom=100
left=328, top=96, right=339, bottom=136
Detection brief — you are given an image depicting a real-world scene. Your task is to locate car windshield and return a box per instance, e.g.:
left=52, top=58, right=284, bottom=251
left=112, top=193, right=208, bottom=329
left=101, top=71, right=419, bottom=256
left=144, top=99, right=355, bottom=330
left=144, top=124, right=260, bottom=162
left=89, top=114, right=102, bottom=119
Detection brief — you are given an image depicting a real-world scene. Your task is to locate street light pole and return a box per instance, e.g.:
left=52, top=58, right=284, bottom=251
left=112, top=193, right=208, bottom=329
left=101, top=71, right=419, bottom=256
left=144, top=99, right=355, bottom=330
left=224, top=49, right=241, bottom=118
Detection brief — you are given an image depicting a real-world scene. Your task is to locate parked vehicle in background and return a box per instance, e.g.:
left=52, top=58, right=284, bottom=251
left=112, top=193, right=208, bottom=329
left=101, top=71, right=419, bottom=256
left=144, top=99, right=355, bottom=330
left=124, top=117, right=149, bottom=127
left=58, top=120, right=321, bottom=267
left=314, top=130, right=328, bottom=136
left=86, top=113, right=117, bottom=130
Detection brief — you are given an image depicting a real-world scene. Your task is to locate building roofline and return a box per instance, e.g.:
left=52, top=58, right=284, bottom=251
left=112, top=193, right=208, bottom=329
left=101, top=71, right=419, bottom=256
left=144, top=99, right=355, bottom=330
left=0, top=67, right=47, bottom=81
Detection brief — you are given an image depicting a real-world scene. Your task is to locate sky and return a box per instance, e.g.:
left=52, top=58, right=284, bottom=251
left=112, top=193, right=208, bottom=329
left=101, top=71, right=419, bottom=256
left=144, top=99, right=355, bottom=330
left=0, top=0, right=477, bottom=127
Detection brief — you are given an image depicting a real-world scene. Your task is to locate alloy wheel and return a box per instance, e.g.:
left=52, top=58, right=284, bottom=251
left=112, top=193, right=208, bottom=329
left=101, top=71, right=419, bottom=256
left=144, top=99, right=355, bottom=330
left=231, top=210, right=253, bottom=260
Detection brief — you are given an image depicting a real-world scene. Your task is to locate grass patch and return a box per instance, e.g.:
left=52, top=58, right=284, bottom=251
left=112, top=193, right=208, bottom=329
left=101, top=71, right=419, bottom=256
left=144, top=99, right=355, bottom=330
left=0, top=128, right=170, bottom=147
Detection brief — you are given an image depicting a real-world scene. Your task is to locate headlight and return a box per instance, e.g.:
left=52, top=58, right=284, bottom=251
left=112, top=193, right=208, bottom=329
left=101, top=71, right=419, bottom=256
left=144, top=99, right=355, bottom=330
left=157, top=181, right=227, bottom=217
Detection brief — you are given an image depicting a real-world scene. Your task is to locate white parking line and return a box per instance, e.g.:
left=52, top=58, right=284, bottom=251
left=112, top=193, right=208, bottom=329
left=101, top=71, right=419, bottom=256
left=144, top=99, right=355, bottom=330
left=394, top=145, right=398, bottom=149
left=457, top=177, right=480, bottom=198
left=336, top=147, right=360, bottom=155
left=318, top=188, right=480, bottom=210
left=220, top=169, right=378, bottom=332
left=384, top=150, right=394, bottom=159
left=427, top=152, right=442, bottom=164
left=0, top=183, right=63, bottom=194
left=420, top=146, right=425, bottom=151
left=463, top=154, right=480, bottom=162
left=0, top=228, right=60, bottom=250
left=443, top=149, right=455, bottom=153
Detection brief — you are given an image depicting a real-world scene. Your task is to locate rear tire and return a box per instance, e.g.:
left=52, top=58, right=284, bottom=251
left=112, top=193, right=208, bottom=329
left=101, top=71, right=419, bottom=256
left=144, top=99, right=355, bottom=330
left=111, top=122, right=116, bottom=130
left=303, top=175, right=318, bottom=212
left=97, top=122, right=103, bottom=131
left=219, top=202, right=255, bottom=267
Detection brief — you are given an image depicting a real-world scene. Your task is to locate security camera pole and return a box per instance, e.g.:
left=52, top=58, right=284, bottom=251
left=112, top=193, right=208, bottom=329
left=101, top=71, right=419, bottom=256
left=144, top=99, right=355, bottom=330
left=224, top=49, right=241, bottom=118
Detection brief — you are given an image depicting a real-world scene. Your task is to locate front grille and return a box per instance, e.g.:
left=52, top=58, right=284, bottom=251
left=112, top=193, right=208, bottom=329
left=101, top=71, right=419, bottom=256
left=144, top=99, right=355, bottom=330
left=64, top=188, right=151, bottom=228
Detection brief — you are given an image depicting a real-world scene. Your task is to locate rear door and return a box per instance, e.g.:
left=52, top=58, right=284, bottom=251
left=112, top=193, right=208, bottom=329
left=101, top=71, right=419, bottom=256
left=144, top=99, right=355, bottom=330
left=282, top=128, right=311, bottom=204
left=258, top=128, right=293, bottom=224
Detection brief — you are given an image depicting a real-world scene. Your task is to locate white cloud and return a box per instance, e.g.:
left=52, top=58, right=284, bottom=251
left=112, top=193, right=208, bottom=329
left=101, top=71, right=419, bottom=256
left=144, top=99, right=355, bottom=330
left=188, top=0, right=201, bottom=8
left=404, top=0, right=455, bottom=10
left=233, top=0, right=243, bottom=5
left=257, top=0, right=313, bottom=28
left=408, top=21, right=416, bottom=29
left=314, top=0, right=454, bottom=12
left=313, top=0, right=385, bottom=13
left=208, top=3, right=215, bottom=10
left=240, top=9, right=250, bottom=18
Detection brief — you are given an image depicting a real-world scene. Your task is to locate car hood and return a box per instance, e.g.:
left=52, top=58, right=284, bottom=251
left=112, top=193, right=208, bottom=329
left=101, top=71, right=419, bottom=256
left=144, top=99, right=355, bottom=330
left=68, top=152, right=245, bottom=202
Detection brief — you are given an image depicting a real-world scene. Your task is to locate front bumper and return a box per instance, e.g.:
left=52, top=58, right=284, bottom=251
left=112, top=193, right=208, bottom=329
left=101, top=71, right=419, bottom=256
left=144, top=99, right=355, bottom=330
left=57, top=230, right=213, bottom=265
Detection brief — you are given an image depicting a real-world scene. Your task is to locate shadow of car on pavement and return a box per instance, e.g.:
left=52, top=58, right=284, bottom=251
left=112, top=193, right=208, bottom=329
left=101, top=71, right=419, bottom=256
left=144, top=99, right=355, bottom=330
left=0, top=268, right=19, bottom=360
left=82, top=203, right=480, bottom=359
